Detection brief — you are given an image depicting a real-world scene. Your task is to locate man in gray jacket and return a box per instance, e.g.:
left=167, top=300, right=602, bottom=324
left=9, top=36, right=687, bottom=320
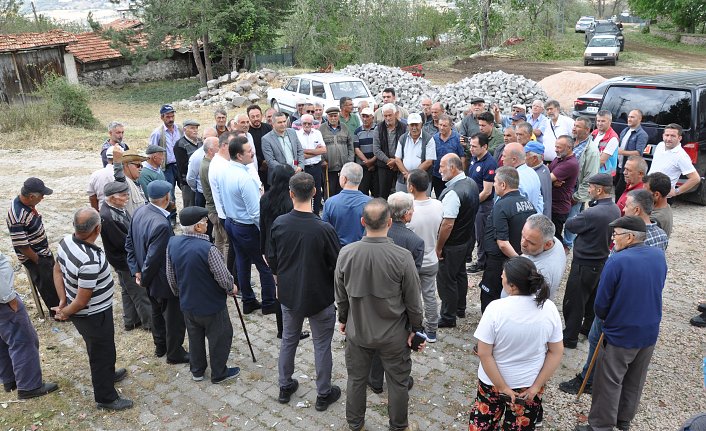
left=261, top=112, right=304, bottom=185
left=335, top=198, right=424, bottom=431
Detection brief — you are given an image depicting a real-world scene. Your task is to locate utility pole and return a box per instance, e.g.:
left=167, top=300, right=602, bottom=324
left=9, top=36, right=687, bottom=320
left=30, top=1, right=39, bottom=30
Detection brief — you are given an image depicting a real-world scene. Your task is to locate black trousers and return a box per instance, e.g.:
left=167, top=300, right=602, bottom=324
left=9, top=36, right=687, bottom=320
left=431, top=176, right=446, bottom=200
left=71, top=309, right=118, bottom=404
left=359, top=166, right=378, bottom=197
left=562, top=260, right=605, bottom=345
left=376, top=167, right=397, bottom=199
left=614, top=167, right=626, bottom=202
left=194, top=191, right=206, bottom=208
left=479, top=254, right=507, bottom=313
left=149, top=295, right=187, bottom=361
left=551, top=212, right=569, bottom=245
left=436, top=243, right=469, bottom=323
left=327, top=169, right=343, bottom=198
left=184, top=308, right=233, bottom=381
left=23, top=256, right=60, bottom=315
left=305, top=163, right=324, bottom=213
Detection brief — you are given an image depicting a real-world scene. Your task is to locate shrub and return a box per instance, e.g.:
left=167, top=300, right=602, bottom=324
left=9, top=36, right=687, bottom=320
left=0, top=101, right=54, bottom=133
left=36, top=74, right=99, bottom=129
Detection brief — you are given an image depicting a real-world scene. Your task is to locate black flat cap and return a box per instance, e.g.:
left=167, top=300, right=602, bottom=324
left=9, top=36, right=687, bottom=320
left=104, top=181, right=129, bottom=196
left=587, top=173, right=613, bottom=187
left=179, top=206, right=209, bottom=226
left=609, top=215, right=647, bottom=232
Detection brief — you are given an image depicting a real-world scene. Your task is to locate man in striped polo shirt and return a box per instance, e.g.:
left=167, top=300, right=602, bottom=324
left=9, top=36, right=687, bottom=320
left=6, top=177, right=60, bottom=317
left=53, top=208, right=133, bottom=411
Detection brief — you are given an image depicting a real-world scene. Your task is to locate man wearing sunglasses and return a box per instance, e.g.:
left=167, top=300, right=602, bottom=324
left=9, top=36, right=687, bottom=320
left=112, top=147, right=148, bottom=216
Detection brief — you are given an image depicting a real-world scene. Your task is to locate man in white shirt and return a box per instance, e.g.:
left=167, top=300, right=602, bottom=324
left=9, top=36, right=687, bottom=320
left=591, top=110, right=620, bottom=176
left=406, top=169, right=443, bottom=342
left=394, top=113, right=436, bottom=194
left=543, top=99, right=574, bottom=161
left=87, top=146, right=116, bottom=211
left=647, top=123, right=700, bottom=198
left=296, top=114, right=326, bottom=213
left=502, top=143, right=544, bottom=214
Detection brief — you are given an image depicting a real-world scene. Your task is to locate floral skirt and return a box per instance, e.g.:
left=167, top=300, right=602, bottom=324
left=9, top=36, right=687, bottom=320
left=468, top=380, right=543, bottom=431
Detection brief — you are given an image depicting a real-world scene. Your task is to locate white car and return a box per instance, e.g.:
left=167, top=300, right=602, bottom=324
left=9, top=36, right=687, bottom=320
left=575, top=16, right=595, bottom=33
left=583, top=35, right=620, bottom=66
left=267, top=73, right=375, bottom=117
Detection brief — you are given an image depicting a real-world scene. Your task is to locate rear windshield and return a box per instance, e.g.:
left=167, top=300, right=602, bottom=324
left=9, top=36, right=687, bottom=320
left=330, top=81, right=369, bottom=100
left=602, top=86, right=692, bottom=128
left=596, top=23, right=618, bottom=32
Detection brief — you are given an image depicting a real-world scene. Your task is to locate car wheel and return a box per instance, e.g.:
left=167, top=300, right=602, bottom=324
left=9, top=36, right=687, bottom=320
left=584, top=59, right=589, bottom=66
left=271, top=99, right=280, bottom=112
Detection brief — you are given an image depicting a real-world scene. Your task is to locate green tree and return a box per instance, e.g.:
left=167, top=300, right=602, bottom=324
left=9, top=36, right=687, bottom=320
left=629, top=0, right=706, bottom=33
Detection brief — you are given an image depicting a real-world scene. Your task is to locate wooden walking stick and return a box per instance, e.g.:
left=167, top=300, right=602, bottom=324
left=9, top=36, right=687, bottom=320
left=577, top=332, right=604, bottom=401
left=23, top=267, right=46, bottom=319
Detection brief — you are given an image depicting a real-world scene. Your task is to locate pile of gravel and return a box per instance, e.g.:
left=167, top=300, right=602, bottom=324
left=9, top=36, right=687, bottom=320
left=173, top=68, right=282, bottom=110
left=339, top=63, right=437, bottom=109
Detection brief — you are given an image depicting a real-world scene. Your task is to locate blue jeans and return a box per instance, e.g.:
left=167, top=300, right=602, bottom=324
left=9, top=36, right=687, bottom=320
left=563, top=202, right=584, bottom=248
left=225, top=220, right=276, bottom=308
left=0, top=298, right=43, bottom=391
left=580, top=317, right=604, bottom=385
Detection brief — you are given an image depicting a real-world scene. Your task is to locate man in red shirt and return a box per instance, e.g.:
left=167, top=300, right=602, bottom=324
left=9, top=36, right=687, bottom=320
left=616, top=156, right=647, bottom=215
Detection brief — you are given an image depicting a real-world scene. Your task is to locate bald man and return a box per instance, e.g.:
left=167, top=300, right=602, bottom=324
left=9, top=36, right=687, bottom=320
left=502, top=143, right=544, bottom=214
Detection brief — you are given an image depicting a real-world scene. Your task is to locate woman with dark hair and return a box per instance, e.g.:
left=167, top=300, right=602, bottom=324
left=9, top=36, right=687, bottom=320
left=259, top=164, right=309, bottom=340
left=469, top=256, right=563, bottom=431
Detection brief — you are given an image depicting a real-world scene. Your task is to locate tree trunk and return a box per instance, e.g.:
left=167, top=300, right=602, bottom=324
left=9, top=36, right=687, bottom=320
left=481, top=0, right=491, bottom=50
left=203, top=32, right=213, bottom=81
left=191, top=39, right=206, bottom=84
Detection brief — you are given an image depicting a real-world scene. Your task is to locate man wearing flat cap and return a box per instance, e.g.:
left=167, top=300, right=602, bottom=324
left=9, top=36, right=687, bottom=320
left=320, top=106, right=354, bottom=197
left=576, top=215, right=667, bottom=431
left=6, top=177, right=60, bottom=316
left=112, top=147, right=148, bottom=216
left=100, top=181, right=152, bottom=331
left=458, top=97, right=485, bottom=147
left=126, top=180, right=189, bottom=364
left=149, top=104, right=182, bottom=205
left=167, top=207, right=240, bottom=384
left=174, top=120, right=202, bottom=209
left=562, top=173, right=620, bottom=349
left=138, top=145, right=167, bottom=198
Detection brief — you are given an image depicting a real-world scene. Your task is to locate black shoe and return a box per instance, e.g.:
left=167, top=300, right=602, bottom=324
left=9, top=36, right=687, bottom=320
left=97, top=397, right=134, bottom=410
left=563, top=339, right=578, bottom=349
left=3, top=381, right=17, bottom=392
left=438, top=319, right=456, bottom=328
left=243, top=301, right=262, bottom=314
left=18, top=382, right=59, bottom=399
left=617, top=420, right=630, bottom=431
left=124, top=322, right=142, bottom=331
left=262, top=304, right=279, bottom=315
left=698, top=302, right=706, bottom=313
left=456, top=310, right=466, bottom=319
left=467, top=262, right=484, bottom=273
left=408, top=376, right=414, bottom=391
left=315, top=385, right=341, bottom=411
left=167, top=353, right=190, bottom=365
left=558, top=373, right=591, bottom=395
left=690, top=313, right=706, bottom=327
left=212, top=367, right=240, bottom=384
left=278, top=379, right=299, bottom=403
left=367, top=382, right=383, bottom=394
left=155, top=347, right=166, bottom=358
left=114, top=368, right=127, bottom=383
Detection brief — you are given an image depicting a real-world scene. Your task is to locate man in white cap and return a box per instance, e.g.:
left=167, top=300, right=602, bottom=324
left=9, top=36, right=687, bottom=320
left=394, top=113, right=436, bottom=194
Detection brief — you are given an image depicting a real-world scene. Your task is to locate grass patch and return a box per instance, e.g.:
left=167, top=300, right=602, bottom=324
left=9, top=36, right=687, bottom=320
left=92, top=78, right=203, bottom=105
left=508, top=31, right=585, bottom=61
left=629, top=29, right=706, bottom=55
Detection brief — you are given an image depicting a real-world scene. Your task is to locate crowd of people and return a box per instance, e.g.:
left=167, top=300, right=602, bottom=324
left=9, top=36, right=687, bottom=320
left=1, top=88, right=701, bottom=430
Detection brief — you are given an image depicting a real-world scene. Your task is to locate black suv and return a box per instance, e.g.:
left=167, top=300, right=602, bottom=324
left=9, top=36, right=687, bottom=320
left=586, top=20, right=624, bottom=51
left=597, top=71, right=706, bottom=204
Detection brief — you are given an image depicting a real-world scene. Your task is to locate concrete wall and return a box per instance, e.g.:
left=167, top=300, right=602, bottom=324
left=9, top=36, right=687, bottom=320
left=78, top=57, right=193, bottom=86
left=63, top=53, right=79, bottom=84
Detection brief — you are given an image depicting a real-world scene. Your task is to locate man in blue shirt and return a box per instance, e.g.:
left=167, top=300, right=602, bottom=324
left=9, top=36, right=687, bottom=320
left=577, top=216, right=667, bottom=431
left=467, top=133, right=497, bottom=274
left=431, top=114, right=465, bottom=198
left=222, top=135, right=277, bottom=315
left=322, top=163, right=372, bottom=246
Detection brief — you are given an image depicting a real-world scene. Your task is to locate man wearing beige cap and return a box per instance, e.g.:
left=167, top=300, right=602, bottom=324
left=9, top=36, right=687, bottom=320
left=112, top=147, right=148, bottom=216
left=353, top=106, right=378, bottom=196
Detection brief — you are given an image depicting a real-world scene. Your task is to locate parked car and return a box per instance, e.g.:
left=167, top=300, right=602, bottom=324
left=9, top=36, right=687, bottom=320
left=586, top=20, right=624, bottom=51
left=572, top=76, right=635, bottom=119
left=267, top=73, right=375, bottom=117
left=583, top=35, right=621, bottom=66
left=597, top=71, right=706, bottom=204
left=575, top=16, right=595, bottom=33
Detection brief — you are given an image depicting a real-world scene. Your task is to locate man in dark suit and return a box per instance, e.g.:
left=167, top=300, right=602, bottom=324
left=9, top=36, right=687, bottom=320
left=615, top=109, right=648, bottom=198
left=99, top=181, right=152, bottom=331
left=261, top=112, right=304, bottom=185
left=126, top=180, right=189, bottom=364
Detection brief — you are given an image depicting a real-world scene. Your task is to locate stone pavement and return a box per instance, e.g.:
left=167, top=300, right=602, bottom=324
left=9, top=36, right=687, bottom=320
left=37, top=270, right=590, bottom=431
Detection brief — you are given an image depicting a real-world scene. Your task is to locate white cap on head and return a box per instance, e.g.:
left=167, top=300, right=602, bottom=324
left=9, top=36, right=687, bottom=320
left=407, top=113, right=423, bottom=124
left=106, top=146, right=115, bottom=158
left=360, top=107, right=374, bottom=116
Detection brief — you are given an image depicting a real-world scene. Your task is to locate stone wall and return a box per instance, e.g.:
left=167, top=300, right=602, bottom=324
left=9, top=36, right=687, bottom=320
left=650, top=28, right=706, bottom=46
left=78, top=57, right=193, bottom=86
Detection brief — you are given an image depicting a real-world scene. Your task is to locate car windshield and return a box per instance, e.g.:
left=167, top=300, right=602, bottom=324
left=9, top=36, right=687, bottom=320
left=596, top=23, right=618, bottom=32
left=580, top=18, right=593, bottom=23
left=589, top=38, right=617, bottom=47
left=602, top=86, right=692, bottom=128
left=330, top=81, right=369, bottom=99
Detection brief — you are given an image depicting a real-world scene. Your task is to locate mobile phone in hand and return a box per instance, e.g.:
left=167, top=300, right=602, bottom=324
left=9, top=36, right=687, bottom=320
left=410, top=331, right=427, bottom=351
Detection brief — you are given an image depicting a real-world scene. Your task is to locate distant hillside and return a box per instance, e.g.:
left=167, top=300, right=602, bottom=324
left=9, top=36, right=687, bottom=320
left=20, top=0, right=129, bottom=24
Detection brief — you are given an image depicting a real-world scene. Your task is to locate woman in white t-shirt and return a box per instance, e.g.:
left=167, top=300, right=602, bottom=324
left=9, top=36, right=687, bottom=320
left=469, top=256, right=564, bottom=430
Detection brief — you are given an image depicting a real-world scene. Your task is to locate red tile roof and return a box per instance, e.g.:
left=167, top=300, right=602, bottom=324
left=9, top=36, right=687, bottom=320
left=102, top=18, right=142, bottom=31
left=0, top=29, right=77, bottom=53
left=66, top=32, right=123, bottom=63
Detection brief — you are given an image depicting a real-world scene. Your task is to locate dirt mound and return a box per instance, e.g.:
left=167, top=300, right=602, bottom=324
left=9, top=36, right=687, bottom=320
left=538, top=71, right=606, bottom=113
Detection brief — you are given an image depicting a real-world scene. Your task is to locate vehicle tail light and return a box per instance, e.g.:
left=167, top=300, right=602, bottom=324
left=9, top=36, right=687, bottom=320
left=575, top=100, right=586, bottom=108
left=684, top=142, right=698, bottom=164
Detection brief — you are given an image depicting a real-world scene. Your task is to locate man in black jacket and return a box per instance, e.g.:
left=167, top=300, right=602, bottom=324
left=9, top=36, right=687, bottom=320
left=174, top=119, right=202, bottom=208
left=99, top=182, right=152, bottom=331
left=372, top=104, right=407, bottom=199
left=269, top=172, right=342, bottom=411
